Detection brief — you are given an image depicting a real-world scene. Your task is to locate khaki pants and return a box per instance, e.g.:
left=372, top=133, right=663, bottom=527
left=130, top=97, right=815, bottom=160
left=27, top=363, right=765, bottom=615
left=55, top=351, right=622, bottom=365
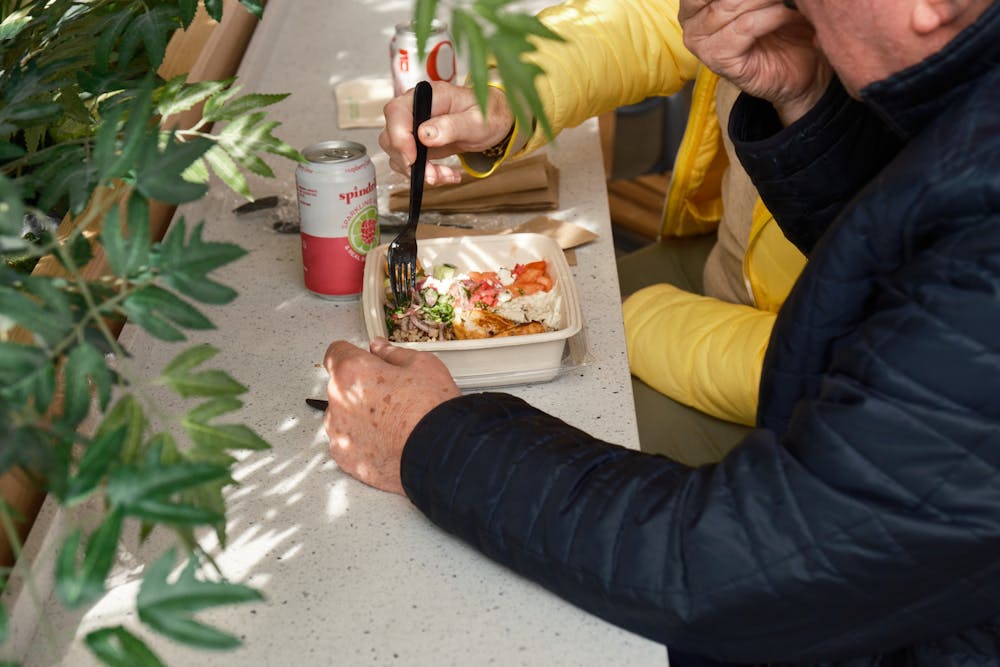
left=617, top=236, right=750, bottom=466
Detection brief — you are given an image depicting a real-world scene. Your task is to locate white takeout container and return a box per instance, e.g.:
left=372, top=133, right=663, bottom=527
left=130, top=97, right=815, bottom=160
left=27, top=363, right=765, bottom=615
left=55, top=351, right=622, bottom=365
left=362, top=233, right=583, bottom=388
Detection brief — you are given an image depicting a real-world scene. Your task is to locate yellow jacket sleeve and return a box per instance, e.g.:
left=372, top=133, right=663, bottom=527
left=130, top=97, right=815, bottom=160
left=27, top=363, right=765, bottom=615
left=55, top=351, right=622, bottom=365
left=622, top=283, right=776, bottom=426
left=518, top=0, right=699, bottom=155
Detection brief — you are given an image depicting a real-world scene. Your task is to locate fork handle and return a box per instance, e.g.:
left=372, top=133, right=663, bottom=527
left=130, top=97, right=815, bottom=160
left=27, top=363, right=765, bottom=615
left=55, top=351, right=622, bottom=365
left=408, top=81, right=433, bottom=222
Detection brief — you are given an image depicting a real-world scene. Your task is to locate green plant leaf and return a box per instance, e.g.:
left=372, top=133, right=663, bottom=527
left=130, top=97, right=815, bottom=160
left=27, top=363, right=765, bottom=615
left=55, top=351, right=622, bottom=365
left=452, top=9, right=490, bottom=115
left=0, top=286, right=63, bottom=344
left=202, top=89, right=290, bottom=124
left=95, top=10, right=134, bottom=73
left=85, top=626, right=166, bottom=667
left=55, top=509, right=123, bottom=608
left=106, top=457, right=229, bottom=526
left=96, top=395, right=148, bottom=464
left=0, top=142, right=25, bottom=161
left=4, top=102, right=62, bottom=123
left=101, top=194, right=152, bottom=278
left=52, top=230, right=95, bottom=273
left=179, top=478, right=229, bottom=547
left=134, top=135, right=212, bottom=205
left=181, top=155, right=210, bottom=185
left=118, top=6, right=179, bottom=71
left=124, top=284, right=214, bottom=335
left=186, top=422, right=270, bottom=456
left=161, top=343, right=219, bottom=377
left=0, top=341, right=55, bottom=412
left=62, top=342, right=114, bottom=429
left=0, top=9, right=32, bottom=42
left=0, top=174, right=24, bottom=238
left=156, top=77, right=230, bottom=122
left=161, top=368, right=245, bottom=399
left=154, top=218, right=245, bottom=304
left=99, top=81, right=156, bottom=182
left=177, top=0, right=199, bottom=29
left=237, top=0, right=264, bottom=19
left=203, top=146, right=250, bottom=199
left=30, top=143, right=96, bottom=214
left=120, top=298, right=185, bottom=342
left=489, top=28, right=553, bottom=139
left=413, top=0, right=438, bottom=60
left=184, top=396, right=242, bottom=423
left=204, top=0, right=224, bottom=22
left=0, top=425, right=62, bottom=482
left=63, top=425, right=126, bottom=506
left=138, top=549, right=262, bottom=650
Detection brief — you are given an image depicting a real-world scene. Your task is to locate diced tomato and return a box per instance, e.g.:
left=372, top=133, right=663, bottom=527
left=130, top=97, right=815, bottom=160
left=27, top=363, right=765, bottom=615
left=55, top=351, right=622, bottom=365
left=516, top=267, right=544, bottom=284
left=515, top=283, right=544, bottom=296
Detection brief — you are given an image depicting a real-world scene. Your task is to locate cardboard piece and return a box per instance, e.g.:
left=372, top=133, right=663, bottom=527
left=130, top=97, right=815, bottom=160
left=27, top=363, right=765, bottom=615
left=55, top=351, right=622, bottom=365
left=390, top=154, right=559, bottom=214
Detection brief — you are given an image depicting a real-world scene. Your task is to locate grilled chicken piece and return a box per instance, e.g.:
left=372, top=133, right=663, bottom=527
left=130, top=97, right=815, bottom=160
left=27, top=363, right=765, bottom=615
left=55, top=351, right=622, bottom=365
left=453, top=309, right=547, bottom=339
left=492, top=321, right=547, bottom=337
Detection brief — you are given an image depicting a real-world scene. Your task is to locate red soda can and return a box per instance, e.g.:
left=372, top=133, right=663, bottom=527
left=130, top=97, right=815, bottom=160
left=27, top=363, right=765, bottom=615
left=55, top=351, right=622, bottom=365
left=295, top=141, right=379, bottom=299
left=390, top=20, right=456, bottom=97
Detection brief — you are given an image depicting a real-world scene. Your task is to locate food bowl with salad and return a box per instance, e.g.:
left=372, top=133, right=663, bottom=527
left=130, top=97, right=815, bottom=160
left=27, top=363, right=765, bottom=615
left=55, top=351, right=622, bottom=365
left=361, top=233, right=583, bottom=388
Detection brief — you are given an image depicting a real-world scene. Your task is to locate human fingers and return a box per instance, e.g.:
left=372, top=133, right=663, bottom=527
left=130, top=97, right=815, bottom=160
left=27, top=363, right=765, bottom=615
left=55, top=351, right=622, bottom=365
left=379, top=92, right=418, bottom=178
left=682, top=0, right=792, bottom=54
left=370, top=338, right=461, bottom=390
left=424, top=162, right=464, bottom=185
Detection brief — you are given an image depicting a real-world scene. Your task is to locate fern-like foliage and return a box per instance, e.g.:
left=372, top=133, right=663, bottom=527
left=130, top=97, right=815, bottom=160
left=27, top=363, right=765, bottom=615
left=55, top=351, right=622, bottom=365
left=0, top=1, right=295, bottom=664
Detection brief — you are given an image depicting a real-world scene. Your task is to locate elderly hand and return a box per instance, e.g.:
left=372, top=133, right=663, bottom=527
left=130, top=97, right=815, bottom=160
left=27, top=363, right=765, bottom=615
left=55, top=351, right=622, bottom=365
left=323, top=337, right=461, bottom=495
left=679, top=0, right=832, bottom=125
left=378, top=80, right=515, bottom=186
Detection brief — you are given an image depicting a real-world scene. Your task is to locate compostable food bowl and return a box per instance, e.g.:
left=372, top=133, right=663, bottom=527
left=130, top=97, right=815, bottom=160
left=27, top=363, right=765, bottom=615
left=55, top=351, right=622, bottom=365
left=362, top=233, right=583, bottom=388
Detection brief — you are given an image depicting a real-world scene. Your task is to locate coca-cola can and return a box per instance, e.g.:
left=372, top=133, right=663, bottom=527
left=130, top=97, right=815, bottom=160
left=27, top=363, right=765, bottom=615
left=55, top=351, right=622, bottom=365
left=295, top=140, right=379, bottom=300
left=390, top=20, right=457, bottom=97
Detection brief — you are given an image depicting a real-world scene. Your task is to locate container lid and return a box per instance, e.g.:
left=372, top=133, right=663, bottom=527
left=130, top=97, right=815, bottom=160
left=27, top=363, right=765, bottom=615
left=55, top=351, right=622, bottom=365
left=302, top=140, right=366, bottom=164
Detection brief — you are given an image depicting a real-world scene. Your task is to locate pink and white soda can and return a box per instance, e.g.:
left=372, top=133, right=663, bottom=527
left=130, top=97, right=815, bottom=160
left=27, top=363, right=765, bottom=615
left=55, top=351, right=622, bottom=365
left=295, top=141, right=379, bottom=300
left=390, top=20, right=457, bottom=97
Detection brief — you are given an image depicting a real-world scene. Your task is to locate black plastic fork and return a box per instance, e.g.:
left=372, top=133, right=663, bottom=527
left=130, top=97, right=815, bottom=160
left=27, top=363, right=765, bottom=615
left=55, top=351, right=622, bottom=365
left=387, top=80, right=433, bottom=308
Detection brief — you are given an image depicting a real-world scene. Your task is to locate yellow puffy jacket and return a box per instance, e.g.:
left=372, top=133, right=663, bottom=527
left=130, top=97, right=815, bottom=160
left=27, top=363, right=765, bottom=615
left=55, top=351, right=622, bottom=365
left=496, top=0, right=806, bottom=425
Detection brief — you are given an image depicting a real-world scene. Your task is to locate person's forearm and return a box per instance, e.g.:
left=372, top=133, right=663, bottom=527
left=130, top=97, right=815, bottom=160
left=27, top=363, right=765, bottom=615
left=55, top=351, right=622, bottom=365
left=729, top=78, right=903, bottom=254
left=401, top=392, right=1000, bottom=663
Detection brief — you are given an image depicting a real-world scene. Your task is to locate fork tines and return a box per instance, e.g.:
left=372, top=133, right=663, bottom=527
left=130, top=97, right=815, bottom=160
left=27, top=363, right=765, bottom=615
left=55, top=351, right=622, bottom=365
left=388, top=251, right=414, bottom=307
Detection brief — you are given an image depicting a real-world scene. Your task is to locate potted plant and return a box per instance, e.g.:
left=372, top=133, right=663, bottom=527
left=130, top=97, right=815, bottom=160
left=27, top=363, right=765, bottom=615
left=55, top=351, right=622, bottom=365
left=0, top=0, right=557, bottom=664
left=1, top=0, right=301, bottom=663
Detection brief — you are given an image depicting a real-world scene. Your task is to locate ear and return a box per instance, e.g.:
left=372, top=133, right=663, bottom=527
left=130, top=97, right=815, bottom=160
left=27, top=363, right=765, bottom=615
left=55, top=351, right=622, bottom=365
left=911, top=0, right=964, bottom=34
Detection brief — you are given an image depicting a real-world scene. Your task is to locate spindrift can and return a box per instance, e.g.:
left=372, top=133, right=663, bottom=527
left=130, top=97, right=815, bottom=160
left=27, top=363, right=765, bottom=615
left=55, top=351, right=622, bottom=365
left=390, top=20, right=457, bottom=96
left=295, top=141, right=379, bottom=299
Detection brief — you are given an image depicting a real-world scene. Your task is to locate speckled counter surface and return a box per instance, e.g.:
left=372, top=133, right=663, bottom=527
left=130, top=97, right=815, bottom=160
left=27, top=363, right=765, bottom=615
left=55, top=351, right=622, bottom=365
left=11, top=1, right=662, bottom=665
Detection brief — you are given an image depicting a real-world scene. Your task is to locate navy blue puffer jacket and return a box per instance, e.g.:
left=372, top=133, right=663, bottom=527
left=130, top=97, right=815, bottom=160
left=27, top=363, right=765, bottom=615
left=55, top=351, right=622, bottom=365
left=400, top=4, right=1000, bottom=665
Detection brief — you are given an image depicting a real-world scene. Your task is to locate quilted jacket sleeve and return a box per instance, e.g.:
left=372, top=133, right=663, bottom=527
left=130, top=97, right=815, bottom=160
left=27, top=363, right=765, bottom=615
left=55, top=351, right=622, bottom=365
left=402, top=383, right=1000, bottom=664
left=515, top=0, right=700, bottom=155
left=622, top=283, right=774, bottom=425
left=728, top=79, right=902, bottom=254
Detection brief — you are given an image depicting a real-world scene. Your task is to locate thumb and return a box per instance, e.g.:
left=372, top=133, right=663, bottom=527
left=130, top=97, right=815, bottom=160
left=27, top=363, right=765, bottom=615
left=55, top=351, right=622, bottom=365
left=418, top=107, right=492, bottom=149
left=370, top=337, right=419, bottom=367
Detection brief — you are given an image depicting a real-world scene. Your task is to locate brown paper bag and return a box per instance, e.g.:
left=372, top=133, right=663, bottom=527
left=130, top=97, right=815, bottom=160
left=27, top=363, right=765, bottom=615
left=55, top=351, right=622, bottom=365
left=389, top=154, right=559, bottom=214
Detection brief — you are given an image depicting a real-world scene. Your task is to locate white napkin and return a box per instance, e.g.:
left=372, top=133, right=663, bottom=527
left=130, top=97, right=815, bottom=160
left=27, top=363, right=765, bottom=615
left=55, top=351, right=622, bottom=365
left=334, top=77, right=393, bottom=128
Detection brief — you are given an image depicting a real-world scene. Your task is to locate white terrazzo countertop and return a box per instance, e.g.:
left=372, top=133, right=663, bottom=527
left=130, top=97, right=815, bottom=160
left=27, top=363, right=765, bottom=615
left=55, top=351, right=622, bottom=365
left=8, top=0, right=662, bottom=665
